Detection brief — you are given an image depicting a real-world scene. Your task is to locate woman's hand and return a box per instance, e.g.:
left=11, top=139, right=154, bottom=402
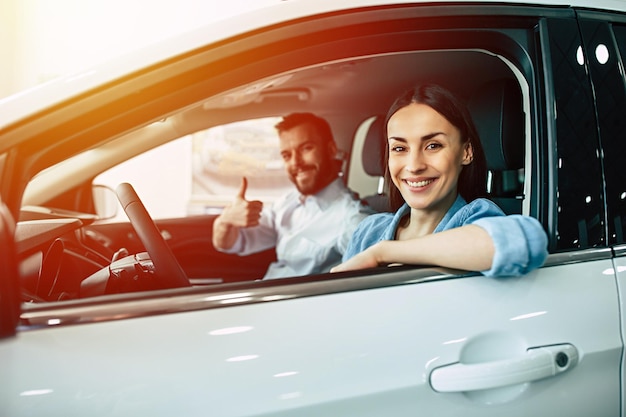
left=331, top=243, right=385, bottom=273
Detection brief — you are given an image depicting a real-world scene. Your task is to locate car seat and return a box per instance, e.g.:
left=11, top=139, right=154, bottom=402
left=361, top=116, right=388, bottom=212
left=360, top=78, right=525, bottom=215
left=469, top=78, right=525, bottom=215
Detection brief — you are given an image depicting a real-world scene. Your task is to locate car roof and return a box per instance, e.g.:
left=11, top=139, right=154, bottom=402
left=2, top=0, right=626, bottom=132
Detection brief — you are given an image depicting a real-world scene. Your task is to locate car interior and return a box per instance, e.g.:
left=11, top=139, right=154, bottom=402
left=14, top=46, right=529, bottom=303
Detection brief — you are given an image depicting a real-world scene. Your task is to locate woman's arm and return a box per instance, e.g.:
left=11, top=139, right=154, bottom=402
left=331, top=224, right=494, bottom=272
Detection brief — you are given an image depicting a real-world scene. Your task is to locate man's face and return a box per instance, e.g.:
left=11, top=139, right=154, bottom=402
left=279, top=123, right=338, bottom=195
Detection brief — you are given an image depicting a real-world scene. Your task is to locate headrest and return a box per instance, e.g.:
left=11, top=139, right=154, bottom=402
left=361, top=78, right=523, bottom=180
left=469, top=78, right=524, bottom=171
left=362, top=116, right=385, bottom=177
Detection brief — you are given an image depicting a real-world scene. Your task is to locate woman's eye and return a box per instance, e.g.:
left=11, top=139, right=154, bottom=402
left=390, top=145, right=406, bottom=152
left=426, top=143, right=442, bottom=150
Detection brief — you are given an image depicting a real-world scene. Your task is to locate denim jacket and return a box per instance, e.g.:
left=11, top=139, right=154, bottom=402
left=343, top=195, right=548, bottom=277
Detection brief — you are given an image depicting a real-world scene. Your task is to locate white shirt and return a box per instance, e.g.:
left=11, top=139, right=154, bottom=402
left=225, top=178, right=374, bottom=279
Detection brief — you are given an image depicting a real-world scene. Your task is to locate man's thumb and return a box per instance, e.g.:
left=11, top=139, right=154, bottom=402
left=237, top=177, right=248, bottom=200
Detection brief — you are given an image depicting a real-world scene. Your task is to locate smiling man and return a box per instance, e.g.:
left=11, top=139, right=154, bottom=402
left=212, top=112, right=374, bottom=279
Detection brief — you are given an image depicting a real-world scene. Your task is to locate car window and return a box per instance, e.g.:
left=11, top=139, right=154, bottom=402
left=596, top=21, right=626, bottom=245
left=95, top=117, right=293, bottom=220
left=545, top=18, right=605, bottom=250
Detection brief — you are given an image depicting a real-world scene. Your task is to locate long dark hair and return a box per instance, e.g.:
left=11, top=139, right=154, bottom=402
left=383, top=84, right=487, bottom=211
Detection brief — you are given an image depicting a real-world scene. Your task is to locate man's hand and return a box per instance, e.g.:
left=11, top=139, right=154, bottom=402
left=220, top=177, right=263, bottom=228
left=212, top=177, right=263, bottom=250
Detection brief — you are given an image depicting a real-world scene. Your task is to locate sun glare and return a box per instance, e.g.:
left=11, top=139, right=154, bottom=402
left=15, top=0, right=281, bottom=90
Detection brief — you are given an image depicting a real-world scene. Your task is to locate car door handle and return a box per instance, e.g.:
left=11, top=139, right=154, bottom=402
left=429, top=343, right=578, bottom=393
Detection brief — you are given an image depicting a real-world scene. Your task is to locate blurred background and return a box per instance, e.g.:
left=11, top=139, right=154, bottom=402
left=0, top=0, right=287, bottom=218
left=0, top=0, right=281, bottom=98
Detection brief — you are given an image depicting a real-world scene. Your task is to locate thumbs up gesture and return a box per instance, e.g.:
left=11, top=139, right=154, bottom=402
left=220, top=177, right=264, bottom=228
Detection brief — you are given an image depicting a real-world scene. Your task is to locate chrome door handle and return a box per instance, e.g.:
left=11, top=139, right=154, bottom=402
left=429, top=344, right=578, bottom=392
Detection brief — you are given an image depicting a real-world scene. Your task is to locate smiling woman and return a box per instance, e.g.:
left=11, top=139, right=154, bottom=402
left=333, top=84, right=548, bottom=277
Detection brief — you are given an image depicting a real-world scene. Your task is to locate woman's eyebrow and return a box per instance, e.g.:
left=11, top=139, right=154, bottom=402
left=388, top=132, right=445, bottom=142
left=422, top=131, right=445, bottom=141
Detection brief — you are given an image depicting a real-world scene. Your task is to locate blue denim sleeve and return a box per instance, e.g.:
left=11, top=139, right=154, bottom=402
left=342, top=231, right=360, bottom=262
left=473, top=215, right=548, bottom=277
left=342, top=213, right=393, bottom=262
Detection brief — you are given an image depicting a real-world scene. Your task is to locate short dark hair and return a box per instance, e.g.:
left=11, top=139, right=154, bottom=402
left=384, top=84, right=488, bottom=211
left=275, top=112, right=335, bottom=144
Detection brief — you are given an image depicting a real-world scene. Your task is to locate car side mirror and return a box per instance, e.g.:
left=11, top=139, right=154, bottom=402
left=93, top=184, right=119, bottom=220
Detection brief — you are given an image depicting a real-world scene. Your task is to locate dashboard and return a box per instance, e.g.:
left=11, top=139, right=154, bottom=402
left=17, top=206, right=123, bottom=302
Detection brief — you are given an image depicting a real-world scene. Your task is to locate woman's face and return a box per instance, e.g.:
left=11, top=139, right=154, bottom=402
left=387, top=102, right=473, bottom=214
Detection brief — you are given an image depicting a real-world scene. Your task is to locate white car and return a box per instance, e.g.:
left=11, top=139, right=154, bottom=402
left=1, top=0, right=625, bottom=415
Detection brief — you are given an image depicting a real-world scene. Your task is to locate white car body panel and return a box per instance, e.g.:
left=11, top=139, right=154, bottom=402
left=0, top=260, right=619, bottom=416
left=613, top=255, right=626, bottom=417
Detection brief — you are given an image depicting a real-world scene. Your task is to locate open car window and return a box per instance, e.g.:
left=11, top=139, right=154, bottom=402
left=14, top=5, right=544, bottom=307
left=17, top=48, right=532, bottom=303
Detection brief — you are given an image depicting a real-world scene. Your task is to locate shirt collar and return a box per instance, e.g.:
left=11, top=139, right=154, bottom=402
left=299, top=177, right=346, bottom=210
left=386, top=194, right=467, bottom=238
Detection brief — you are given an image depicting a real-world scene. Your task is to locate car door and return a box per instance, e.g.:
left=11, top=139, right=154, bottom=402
left=578, top=11, right=626, bottom=417
left=0, top=3, right=623, bottom=416
left=0, top=270, right=620, bottom=415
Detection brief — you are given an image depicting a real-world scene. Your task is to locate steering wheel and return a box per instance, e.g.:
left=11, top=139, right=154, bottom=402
left=115, top=182, right=190, bottom=289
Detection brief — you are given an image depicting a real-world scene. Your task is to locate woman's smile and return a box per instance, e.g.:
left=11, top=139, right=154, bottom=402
left=403, top=178, right=436, bottom=189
